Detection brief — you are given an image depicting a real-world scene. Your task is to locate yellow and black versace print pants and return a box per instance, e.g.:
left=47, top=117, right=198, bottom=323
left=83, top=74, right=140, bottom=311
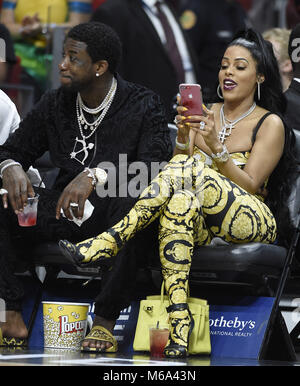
left=77, top=153, right=277, bottom=269
left=113, top=153, right=277, bottom=252
left=71, top=154, right=277, bottom=351
left=106, top=151, right=277, bottom=296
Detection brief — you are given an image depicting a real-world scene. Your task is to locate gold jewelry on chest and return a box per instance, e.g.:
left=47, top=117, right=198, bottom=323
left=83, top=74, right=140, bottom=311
left=70, top=77, right=117, bottom=165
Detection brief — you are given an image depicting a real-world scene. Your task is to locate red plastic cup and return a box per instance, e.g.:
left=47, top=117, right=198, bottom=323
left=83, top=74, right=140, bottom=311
left=149, top=325, right=169, bottom=358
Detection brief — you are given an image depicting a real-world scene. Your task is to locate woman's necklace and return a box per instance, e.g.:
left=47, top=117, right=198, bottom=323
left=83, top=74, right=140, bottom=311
left=218, top=102, right=256, bottom=143
left=70, top=77, right=117, bottom=165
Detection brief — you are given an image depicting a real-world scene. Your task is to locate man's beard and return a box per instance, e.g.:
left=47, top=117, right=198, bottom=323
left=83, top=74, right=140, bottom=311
left=61, top=76, right=93, bottom=94
left=61, top=80, right=85, bottom=93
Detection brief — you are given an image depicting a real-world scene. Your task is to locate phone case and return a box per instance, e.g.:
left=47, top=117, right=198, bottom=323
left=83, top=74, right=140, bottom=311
left=179, top=84, right=203, bottom=118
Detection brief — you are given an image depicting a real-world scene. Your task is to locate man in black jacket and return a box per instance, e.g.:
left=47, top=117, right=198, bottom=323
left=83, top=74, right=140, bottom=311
left=91, top=0, right=200, bottom=121
left=0, top=22, right=171, bottom=351
left=285, top=22, right=300, bottom=131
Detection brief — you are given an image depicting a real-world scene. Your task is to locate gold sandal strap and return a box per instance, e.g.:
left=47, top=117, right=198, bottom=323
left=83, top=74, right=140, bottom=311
left=2, top=336, right=27, bottom=346
left=84, top=326, right=116, bottom=346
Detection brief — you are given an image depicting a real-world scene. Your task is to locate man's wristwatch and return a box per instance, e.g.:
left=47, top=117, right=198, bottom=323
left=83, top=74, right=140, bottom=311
left=83, top=167, right=107, bottom=188
left=211, top=144, right=230, bottom=163
left=93, top=167, right=107, bottom=186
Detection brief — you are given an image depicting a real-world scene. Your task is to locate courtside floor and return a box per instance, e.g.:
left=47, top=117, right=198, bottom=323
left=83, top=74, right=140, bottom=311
left=2, top=279, right=300, bottom=372
left=0, top=347, right=299, bottom=367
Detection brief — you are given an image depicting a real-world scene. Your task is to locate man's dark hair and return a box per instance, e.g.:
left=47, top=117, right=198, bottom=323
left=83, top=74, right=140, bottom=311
left=67, top=21, right=122, bottom=73
left=288, top=22, right=300, bottom=74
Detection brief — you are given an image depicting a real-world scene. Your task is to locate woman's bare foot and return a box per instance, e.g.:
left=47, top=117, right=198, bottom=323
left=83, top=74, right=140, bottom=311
left=81, top=315, right=115, bottom=351
left=0, top=311, right=28, bottom=339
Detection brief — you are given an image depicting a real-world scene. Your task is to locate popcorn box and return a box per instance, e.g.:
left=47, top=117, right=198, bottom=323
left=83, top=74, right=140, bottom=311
left=42, top=301, right=90, bottom=349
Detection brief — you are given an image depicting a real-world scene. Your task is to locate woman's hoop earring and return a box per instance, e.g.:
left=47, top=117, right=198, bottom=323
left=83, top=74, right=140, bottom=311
left=217, top=85, right=224, bottom=99
left=257, top=81, right=261, bottom=101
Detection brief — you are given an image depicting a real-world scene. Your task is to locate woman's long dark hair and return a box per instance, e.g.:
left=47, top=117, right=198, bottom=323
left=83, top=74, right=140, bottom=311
left=226, top=29, right=298, bottom=246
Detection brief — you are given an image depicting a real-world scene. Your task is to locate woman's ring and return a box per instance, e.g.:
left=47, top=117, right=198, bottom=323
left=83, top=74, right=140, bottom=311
left=199, top=121, right=205, bottom=130
left=0, top=188, right=8, bottom=195
left=70, top=202, right=79, bottom=207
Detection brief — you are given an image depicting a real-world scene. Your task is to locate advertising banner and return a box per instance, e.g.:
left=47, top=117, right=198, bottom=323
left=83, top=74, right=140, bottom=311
left=209, top=296, right=275, bottom=358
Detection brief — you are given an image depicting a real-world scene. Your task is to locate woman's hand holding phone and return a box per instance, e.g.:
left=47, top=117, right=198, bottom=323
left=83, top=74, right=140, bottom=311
left=175, top=84, right=221, bottom=154
left=187, top=105, right=220, bottom=153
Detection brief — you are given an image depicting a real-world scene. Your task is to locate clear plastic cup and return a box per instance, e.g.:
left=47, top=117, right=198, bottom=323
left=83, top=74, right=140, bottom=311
left=17, top=194, right=39, bottom=227
left=149, top=325, right=169, bottom=358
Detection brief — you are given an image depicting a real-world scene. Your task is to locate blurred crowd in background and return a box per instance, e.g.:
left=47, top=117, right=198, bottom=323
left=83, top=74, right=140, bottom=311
left=0, top=0, right=298, bottom=120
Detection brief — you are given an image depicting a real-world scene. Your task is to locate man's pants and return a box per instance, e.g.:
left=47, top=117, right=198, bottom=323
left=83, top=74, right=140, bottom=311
left=0, top=186, right=157, bottom=320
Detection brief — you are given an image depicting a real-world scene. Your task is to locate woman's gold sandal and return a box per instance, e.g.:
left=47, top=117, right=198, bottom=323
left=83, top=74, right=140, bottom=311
left=81, top=325, right=118, bottom=353
left=0, top=327, right=28, bottom=348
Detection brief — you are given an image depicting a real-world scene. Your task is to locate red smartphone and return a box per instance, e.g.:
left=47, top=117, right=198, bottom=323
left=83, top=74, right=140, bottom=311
left=179, top=84, right=203, bottom=120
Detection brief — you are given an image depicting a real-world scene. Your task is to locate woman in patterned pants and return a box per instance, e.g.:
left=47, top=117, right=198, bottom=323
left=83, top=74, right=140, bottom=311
left=59, top=29, right=296, bottom=357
